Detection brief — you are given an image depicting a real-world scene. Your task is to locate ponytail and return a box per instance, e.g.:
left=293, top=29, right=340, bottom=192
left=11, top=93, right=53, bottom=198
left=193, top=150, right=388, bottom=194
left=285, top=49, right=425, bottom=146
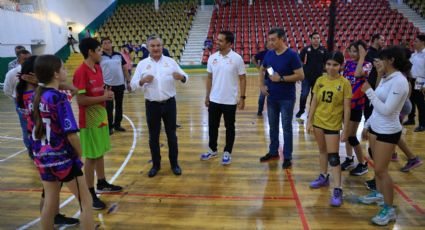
left=16, top=80, right=27, bottom=109
left=32, top=86, right=45, bottom=140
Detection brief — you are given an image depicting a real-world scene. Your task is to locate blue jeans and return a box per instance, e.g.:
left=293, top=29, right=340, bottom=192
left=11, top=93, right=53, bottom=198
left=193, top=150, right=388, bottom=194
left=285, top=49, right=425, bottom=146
left=299, top=78, right=315, bottom=113
left=15, top=101, right=32, bottom=156
left=267, top=98, right=295, bottom=160
left=257, top=91, right=266, bottom=114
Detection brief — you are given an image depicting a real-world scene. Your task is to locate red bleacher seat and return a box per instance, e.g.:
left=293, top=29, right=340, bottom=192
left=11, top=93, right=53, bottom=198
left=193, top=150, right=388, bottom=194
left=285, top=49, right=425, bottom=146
left=206, top=0, right=419, bottom=63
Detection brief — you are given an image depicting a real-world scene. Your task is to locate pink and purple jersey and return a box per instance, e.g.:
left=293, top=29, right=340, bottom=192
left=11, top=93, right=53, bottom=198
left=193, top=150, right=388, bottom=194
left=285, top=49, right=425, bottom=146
left=29, top=88, right=82, bottom=181
left=22, top=90, right=34, bottom=136
left=343, top=60, right=372, bottom=110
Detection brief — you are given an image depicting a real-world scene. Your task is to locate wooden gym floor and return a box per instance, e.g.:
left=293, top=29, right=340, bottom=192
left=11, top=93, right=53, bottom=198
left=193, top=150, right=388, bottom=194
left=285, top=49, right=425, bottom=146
left=0, top=74, right=424, bottom=229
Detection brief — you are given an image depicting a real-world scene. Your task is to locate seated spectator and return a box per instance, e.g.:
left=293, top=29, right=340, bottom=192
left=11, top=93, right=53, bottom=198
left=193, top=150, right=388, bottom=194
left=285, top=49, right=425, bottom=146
left=203, top=37, right=213, bottom=53
left=186, top=6, right=196, bottom=18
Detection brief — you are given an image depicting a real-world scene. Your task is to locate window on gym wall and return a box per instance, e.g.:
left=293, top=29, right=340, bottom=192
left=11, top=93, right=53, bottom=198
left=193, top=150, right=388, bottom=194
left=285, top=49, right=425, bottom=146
left=0, top=0, right=40, bottom=13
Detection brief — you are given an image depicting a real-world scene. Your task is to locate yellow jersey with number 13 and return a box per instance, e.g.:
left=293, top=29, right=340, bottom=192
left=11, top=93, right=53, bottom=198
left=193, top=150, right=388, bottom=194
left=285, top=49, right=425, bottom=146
left=312, top=74, right=352, bottom=131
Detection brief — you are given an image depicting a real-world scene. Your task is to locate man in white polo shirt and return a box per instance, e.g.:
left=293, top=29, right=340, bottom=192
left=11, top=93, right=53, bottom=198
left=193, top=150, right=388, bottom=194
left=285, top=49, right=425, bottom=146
left=130, top=35, right=188, bottom=177
left=406, top=34, right=425, bottom=132
left=200, top=31, right=247, bottom=165
left=100, top=37, right=131, bottom=135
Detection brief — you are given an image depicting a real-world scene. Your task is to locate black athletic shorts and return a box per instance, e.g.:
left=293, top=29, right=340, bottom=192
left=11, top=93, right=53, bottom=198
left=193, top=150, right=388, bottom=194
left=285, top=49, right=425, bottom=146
left=61, top=163, right=84, bottom=183
left=350, top=109, right=363, bottom=122
left=313, top=125, right=340, bottom=135
left=369, top=128, right=402, bottom=144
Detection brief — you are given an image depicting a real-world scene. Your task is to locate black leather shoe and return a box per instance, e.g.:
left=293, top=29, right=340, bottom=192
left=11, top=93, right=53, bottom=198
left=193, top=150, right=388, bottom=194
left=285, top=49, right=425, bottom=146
left=414, top=126, right=425, bottom=132
left=109, top=129, right=114, bottom=135
left=403, top=119, right=415, bottom=125
left=114, top=126, right=126, bottom=132
left=171, top=165, right=182, bottom=176
left=282, top=159, right=292, bottom=169
left=148, top=167, right=160, bottom=177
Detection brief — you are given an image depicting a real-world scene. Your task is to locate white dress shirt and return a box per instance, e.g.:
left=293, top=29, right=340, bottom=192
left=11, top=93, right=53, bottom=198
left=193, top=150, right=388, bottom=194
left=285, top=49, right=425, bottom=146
left=410, top=48, right=425, bottom=85
left=207, top=49, right=246, bottom=105
left=365, top=71, right=409, bottom=134
left=131, top=55, right=188, bottom=101
left=3, top=65, right=21, bottom=99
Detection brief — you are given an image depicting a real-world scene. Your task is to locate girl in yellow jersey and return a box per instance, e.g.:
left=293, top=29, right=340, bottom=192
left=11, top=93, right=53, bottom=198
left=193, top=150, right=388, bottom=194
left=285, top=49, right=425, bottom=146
left=307, top=51, right=352, bottom=207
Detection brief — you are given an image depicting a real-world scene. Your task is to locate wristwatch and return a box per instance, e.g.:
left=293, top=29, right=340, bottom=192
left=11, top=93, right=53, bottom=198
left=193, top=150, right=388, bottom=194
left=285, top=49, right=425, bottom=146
left=240, top=96, right=246, bottom=99
left=280, top=75, right=285, bottom=82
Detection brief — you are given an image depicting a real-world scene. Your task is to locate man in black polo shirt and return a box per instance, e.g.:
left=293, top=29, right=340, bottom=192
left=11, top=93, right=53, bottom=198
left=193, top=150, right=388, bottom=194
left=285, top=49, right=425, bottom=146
left=296, top=32, right=327, bottom=119
left=252, top=42, right=271, bottom=116
left=364, top=34, right=385, bottom=120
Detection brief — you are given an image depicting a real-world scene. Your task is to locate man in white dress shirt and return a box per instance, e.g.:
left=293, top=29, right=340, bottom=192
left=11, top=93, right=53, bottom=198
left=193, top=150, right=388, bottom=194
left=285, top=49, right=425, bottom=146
left=131, top=36, right=188, bottom=177
left=3, top=49, right=32, bottom=157
left=200, top=31, right=247, bottom=165
left=7, top=45, right=26, bottom=71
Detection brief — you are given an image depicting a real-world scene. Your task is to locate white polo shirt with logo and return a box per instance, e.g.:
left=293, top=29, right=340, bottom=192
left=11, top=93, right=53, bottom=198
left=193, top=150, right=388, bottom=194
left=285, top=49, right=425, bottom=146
left=207, top=50, right=246, bottom=105
left=100, top=51, right=126, bottom=86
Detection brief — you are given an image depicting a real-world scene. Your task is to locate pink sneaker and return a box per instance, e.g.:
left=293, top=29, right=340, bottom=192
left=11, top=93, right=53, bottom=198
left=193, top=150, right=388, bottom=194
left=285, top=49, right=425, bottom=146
left=391, top=152, right=398, bottom=162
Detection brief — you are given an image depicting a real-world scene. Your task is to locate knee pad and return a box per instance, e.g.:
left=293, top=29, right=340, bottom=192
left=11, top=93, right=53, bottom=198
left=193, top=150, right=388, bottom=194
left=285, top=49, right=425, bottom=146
left=348, top=136, right=360, bottom=146
left=328, top=153, right=340, bottom=167
left=368, top=147, right=373, bottom=160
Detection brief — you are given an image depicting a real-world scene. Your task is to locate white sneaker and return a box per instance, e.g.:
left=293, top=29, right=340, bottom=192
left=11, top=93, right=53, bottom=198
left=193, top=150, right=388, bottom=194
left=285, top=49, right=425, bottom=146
left=200, top=148, right=218, bottom=160
left=358, top=191, right=384, bottom=205
left=371, top=206, right=396, bottom=226
left=222, top=151, right=232, bottom=165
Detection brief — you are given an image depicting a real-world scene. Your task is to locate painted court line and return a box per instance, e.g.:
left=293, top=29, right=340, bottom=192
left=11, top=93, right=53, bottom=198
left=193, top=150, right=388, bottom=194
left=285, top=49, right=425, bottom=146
left=0, top=135, right=23, bottom=141
left=0, top=188, right=294, bottom=201
left=60, top=114, right=138, bottom=229
left=366, top=158, right=425, bottom=216
left=0, top=148, right=26, bottom=162
left=17, top=114, right=137, bottom=230
left=285, top=169, right=310, bottom=230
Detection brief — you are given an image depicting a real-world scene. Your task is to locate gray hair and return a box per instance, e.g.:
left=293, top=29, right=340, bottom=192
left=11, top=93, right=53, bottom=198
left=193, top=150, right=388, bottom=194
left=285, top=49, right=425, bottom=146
left=147, top=35, right=163, bottom=46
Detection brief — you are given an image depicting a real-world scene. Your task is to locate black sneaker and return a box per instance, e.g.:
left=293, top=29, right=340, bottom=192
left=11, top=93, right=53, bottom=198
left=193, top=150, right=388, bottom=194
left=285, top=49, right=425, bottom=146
left=97, top=181, right=123, bottom=193
left=109, top=128, right=114, bottom=135
left=341, top=157, right=355, bottom=171
left=295, top=110, right=304, bottom=118
left=414, top=126, right=425, bottom=132
left=259, top=153, right=279, bottom=162
left=282, top=159, right=292, bottom=169
left=114, top=126, right=126, bottom=132
left=350, top=163, right=368, bottom=176
left=54, top=213, right=79, bottom=227
left=364, top=178, right=376, bottom=191
left=92, top=197, right=106, bottom=210
left=403, top=119, right=415, bottom=125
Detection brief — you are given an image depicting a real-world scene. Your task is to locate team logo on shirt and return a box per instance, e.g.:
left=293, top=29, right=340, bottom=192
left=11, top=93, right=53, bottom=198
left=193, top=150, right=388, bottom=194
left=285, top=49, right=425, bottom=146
left=64, top=118, right=72, bottom=130
left=307, top=47, right=311, bottom=52
left=318, top=83, right=324, bottom=88
left=212, top=59, right=218, bottom=65
left=89, top=80, right=96, bottom=84
left=164, top=62, right=169, bottom=68
left=336, top=85, right=342, bottom=91
left=146, top=65, right=151, bottom=70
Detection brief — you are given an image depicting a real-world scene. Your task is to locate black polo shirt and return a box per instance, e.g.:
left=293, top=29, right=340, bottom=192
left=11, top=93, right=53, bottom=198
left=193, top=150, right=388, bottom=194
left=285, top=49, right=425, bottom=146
left=299, top=45, right=327, bottom=81
left=365, top=46, right=379, bottom=89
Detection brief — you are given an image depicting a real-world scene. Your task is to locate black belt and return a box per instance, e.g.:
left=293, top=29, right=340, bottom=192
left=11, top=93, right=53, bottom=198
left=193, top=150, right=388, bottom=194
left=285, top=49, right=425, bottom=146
left=146, top=97, right=174, bottom=104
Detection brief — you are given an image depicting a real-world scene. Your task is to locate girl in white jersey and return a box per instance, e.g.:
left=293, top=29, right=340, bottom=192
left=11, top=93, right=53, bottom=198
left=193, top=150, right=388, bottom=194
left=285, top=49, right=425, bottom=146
left=358, top=46, right=410, bottom=226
